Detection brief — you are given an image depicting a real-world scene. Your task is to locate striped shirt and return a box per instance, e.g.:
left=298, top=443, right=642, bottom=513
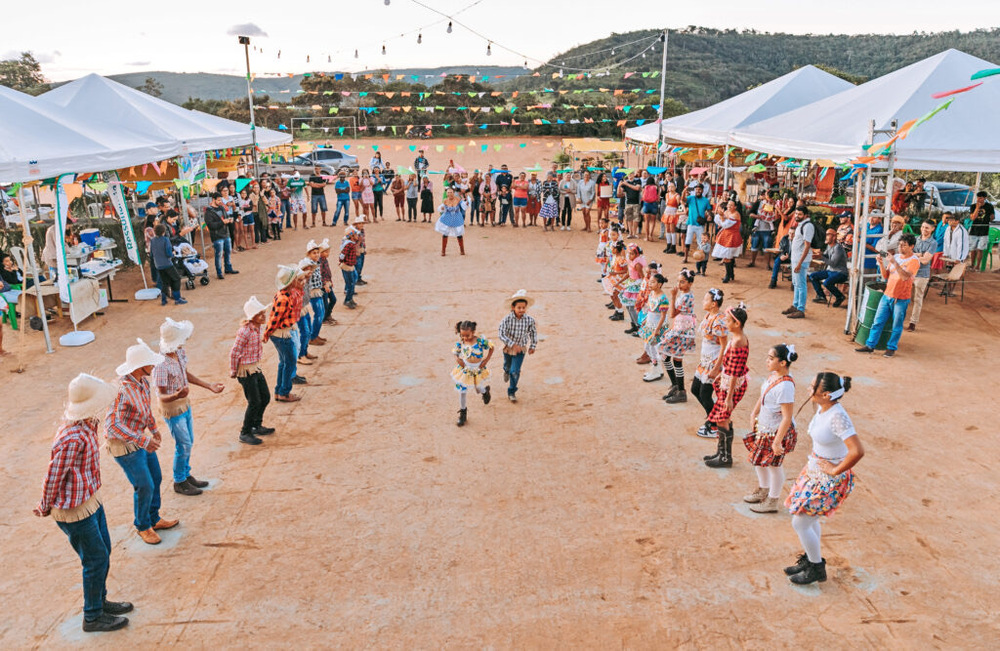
left=37, top=419, right=102, bottom=513
left=230, top=321, right=263, bottom=376
left=498, top=312, right=538, bottom=351
left=105, top=374, right=159, bottom=449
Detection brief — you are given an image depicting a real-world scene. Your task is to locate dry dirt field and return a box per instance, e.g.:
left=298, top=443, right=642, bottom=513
left=2, top=138, right=999, bottom=648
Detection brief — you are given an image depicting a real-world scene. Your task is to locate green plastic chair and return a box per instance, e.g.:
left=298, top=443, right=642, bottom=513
left=1, top=284, right=21, bottom=330
left=980, top=226, right=1000, bottom=271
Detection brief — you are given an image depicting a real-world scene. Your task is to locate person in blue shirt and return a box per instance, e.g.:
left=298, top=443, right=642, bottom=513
left=683, top=185, right=712, bottom=263
left=862, top=214, right=884, bottom=273
left=332, top=172, right=351, bottom=226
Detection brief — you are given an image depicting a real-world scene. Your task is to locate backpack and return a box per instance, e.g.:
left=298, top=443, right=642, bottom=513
left=808, top=217, right=826, bottom=250
left=642, top=184, right=659, bottom=203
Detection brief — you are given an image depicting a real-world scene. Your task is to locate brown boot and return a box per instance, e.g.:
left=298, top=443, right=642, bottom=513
left=441, top=236, right=448, bottom=257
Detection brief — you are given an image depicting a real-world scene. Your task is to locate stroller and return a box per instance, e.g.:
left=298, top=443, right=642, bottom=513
left=171, top=241, right=210, bottom=290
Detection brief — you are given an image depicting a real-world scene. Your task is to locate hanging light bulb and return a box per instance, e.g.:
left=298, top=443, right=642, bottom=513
left=642, top=53, right=646, bottom=58
left=486, top=42, right=492, bottom=56
left=417, top=33, right=422, bottom=44
left=384, top=0, right=390, bottom=4
left=523, top=60, right=528, bottom=68
left=447, top=21, right=453, bottom=34
left=328, top=55, right=332, bottom=63
left=277, top=50, right=281, bottom=59
left=354, top=49, right=359, bottom=58
left=306, top=55, right=310, bottom=63
left=611, top=49, right=615, bottom=55
left=382, top=44, right=386, bottom=55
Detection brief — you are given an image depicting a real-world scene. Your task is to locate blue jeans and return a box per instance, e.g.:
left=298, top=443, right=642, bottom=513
left=114, top=448, right=162, bottom=531
left=212, top=237, right=234, bottom=276
left=270, top=335, right=297, bottom=397
left=297, top=314, right=311, bottom=358
left=771, top=257, right=787, bottom=285
left=56, top=505, right=111, bottom=621
left=356, top=253, right=366, bottom=279
left=311, top=194, right=328, bottom=214
left=750, top=230, right=774, bottom=251
left=809, top=270, right=848, bottom=301
left=342, top=268, right=357, bottom=303
left=791, top=263, right=810, bottom=312
left=310, top=296, right=326, bottom=339
left=281, top=199, right=292, bottom=227
left=503, top=352, right=526, bottom=396
left=333, top=198, right=350, bottom=224
left=165, top=407, right=194, bottom=483
left=866, top=295, right=910, bottom=351
left=499, top=202, right=512, bottom=225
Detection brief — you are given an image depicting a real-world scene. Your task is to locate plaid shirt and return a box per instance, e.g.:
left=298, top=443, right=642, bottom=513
left=152, top=348, right=188, bottom=395
left=230, top=321, right=263, bottom=375
left=498, top=312, right=538, bottom=351
left=37, top=419, right=102, bottom=513
left=307, top=266, right=323, bottom=292
left=319, top=256, right=333, bottom=285
left=105, top=374, right=160, bottom=448
left=340, top=239, right=358, bottom=267
left=264, top=287, right=302, bottom=340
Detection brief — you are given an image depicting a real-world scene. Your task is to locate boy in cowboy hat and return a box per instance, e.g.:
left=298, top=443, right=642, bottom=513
left=303, top=241, right=328, bottom=347
left=152, top=318, right=224, bottom=496
left=339, top=226, right=360, bottom=309
left=264, top=265, right=305, bottom=402
left=318, top=238, right=338, bottom=326
left=35, top=373, right=134, bottom=633
left=351, top=216, right=368, bottom=286
left=106, top=339, right=180, bottom=545
left=295, top=257, right=321, bottom=368
left=231, top=296, right=275, bottom=445
left=497, top=290, right=538, bottom=403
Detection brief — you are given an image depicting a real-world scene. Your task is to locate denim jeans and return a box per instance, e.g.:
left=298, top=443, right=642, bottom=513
left=333, top=198, right=350, bottom=224
left=342, top=268, right=357, bottom=303
left=324, top=288, right=337, bottom=316
left=212, top=237, right=234, bottom=276
left=165, top=406, right=194, bottom=483
left=237, top=371, right=270, bottom=434
left=499, top=202, right=512, bottom=225
left=297, top=314, right=311, bottom=358
left=503, top=352, right=526, bottom=396
left=310, top=296, right=326, bottom=339
left=771, top=258, right=787, bottom=285
left=113, top=448, right=162, bottom=531
left=56, top=505, right=111, bottom=621
left=356, top=253, right=366, bottom=279
left=270, top=335, right=297, bottom=397
left=809, top=270, right=848, bottom=301
left=791, top=262, right=810, bottom=311
left=866, top=296, right=910, bottom=351
left=281, top=199, right=292, bottom=227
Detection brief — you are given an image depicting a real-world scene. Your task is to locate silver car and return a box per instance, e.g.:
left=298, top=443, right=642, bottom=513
left=260, top=155, right=337, bottom=177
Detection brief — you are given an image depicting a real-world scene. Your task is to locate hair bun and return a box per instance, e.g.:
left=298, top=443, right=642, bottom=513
left=787, top=351, right=799, bottom=362
left=842, top=376, right=852, bottom=393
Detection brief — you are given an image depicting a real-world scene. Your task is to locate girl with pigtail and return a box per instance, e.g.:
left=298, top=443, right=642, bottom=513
left=783, top=372, right=864, bottom=585
left=659, top=268, right=698, bottom=403
left=451, top=320, right=494, bottom=427
left=703, top=302, right=750, bottom=468
left=741, top=343, right=799, bottom=513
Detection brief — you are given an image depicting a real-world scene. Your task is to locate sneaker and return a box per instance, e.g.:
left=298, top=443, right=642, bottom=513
left=609, top=312, right=625, bottom=321
left=854, top=345, right=874, bottom=353
left=102, top=600, right=134, bottom=615
left=239, top=432, right=263, bottom=445
left=482, top=386, right=492, bottom=405
left=508, top=393, right=517, bottom=403
left=883, top=350, right=896, bottom=358
left=82, top=614, right=129, bottom=633
left=173, top=480, right=202, bottom=496
left=291, top=376, right=307, bottom=385
left=664, top=390, right=687, bottom=404
left=253, top=425, right=276, bottom=435
left=174, top=298, right=188, bottom=305
left=225, top=269, right=239, bottom=275
left=356, top=279, right=368, bottom=286
left=297, top=357, right=313, bottom=366
left=662, top=386, right=678, bottom=401
left=346, top=300, right=357, bottom=310
left=696, top=424, right=718, bottom=439
left=642, top=369, right=663, bottom=382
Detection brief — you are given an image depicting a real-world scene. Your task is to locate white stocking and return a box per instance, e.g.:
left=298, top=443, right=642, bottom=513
left=754, top=466, right=769, bottom=488
left=767, top=466, right=785, bottom=498
left=791, top=514, right=822, bottom=563
left=459, top=392, right=467, bottom=410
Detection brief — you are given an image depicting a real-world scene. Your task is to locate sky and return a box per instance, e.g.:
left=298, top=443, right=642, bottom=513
left=6, top=0, right=1000, bottom=81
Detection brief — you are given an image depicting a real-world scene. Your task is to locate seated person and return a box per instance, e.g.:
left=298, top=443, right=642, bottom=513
left=768, top=223, right=795, bottom=289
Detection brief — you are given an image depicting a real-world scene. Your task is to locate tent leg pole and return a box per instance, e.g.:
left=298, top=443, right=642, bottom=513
left=18, top=196, right=54, bottom=353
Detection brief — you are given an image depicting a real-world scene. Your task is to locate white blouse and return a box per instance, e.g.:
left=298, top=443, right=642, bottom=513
left=757, top=376, right=795, bottom=434
left=807, top=403, right=856, bottom=463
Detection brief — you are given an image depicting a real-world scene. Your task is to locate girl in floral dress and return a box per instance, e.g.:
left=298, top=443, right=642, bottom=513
left=691, top=288, right=728, bottom=438
left=783, top=372, right=863, bottom=585
left=659, top=269, right=698, bottom=404
left=704, top=303, right=750, bottom=468
left=602, top=241, right=628, bottom=322
left=451, top=320, right=494, bottom=427
left=637, top=273, right=670, bottom=382
left=742, top=343, right=799, bottom=514
left=619, top=244, right=646, bottom=335
left=594, top=217, right=611, bottom=274
left=633, top=261, right=661, bottom=364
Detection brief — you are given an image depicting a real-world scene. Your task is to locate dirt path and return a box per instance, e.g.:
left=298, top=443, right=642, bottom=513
left=3, top=161, right=1000, bottom=646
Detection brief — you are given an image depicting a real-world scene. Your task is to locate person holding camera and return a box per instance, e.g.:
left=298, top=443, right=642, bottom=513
left=856, top=233, right=920, bottom=358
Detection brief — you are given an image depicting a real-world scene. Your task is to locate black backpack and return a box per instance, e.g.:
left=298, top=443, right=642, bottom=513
left=806, top=217, right=826, bottom=250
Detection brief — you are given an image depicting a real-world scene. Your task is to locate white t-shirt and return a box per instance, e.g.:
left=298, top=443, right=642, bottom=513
left=791, top=220, right=815, bottom=265
left=807, top=403, right=856, bottom=463
left=757, top=376, right=795, bottom=433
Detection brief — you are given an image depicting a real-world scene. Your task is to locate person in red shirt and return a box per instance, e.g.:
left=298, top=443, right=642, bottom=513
left=856, top=233, right=920, bottom=358
left=230, top=296, right=275, bottom=444
left=264, top=265, right=305, bottom=402
left=34, top=374, right=134, bottom=632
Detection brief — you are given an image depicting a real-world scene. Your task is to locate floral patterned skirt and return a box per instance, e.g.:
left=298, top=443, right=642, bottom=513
left=785, top=456, right=855, bottom=516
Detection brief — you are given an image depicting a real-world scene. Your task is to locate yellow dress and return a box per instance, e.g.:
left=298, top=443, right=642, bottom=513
left=451, top=336, right=493, bottom=392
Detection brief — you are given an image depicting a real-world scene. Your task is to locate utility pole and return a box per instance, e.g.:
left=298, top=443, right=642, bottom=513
left=239, top=36, right=261, bottom=180
left=655, top=30, right=668, bottom=166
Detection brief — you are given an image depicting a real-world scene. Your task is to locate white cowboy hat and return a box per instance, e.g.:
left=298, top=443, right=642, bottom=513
left=159, top=317, right=194, bottom=354
left=275, top=264, right=299, bottom=290
left=505, top=289, right=535, bottom=310
left=243, top=295, right=271, bottom=321
left=298, top=257, right=318, bottom=273
left=305, top=239, right=321, bottom=253
left=351, top=216, right=365, bottom=225
left=319, top=238, right=331, bottom=251
left=64, top=373, right=117, bottom=422
left=115, top=338, right=165, bottom=377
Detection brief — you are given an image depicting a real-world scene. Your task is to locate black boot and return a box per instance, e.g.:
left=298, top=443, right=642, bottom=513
left=185, top=475, right=209, bottom=488
left=456, top=408, right=468, bottom=427
left=703, top=425, right=724, bottom=461
left=705, top=426, right=733, bottom=467
left=482, top=386, right=491, bottom=405
left=789, top=559, right=827, bottom=585
left=784, top=553, right=810, bottom=576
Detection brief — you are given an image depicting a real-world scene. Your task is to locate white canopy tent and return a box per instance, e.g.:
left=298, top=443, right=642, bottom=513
left=39, top=74, right=290, bottom=153
left=624, top=65, right=854, bottom=146
left=729, top=49, right=1000, bottom=171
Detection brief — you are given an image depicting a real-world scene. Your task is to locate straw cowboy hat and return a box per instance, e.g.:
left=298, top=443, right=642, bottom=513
left=64, top=373, right=117, bottom=421
left=692, top=249, right=706, bottom=262
left=505, top=289, right=535, bottom=310
left=319, top=238, right=331, bottom=251
left=275, top=264, right=298, bottom=290
left=351, top=215, right=365, bottom=225
left=115, top=338, right=165, bottom=377
left=298, top=257, right=318, bottom=273
left=305, top=239, right=322, bottom=253
left=159, top=317, right=194, bottom=354
left=243, top=295, right=271, bottom=321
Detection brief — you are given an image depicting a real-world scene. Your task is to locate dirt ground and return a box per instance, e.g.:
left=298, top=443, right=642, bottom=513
left=2, top=139, right=1000, bottom=648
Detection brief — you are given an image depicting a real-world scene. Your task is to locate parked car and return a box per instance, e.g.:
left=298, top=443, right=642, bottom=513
left=259, top=155, right=337, bottom=177
left=923, top=182, right=977, bottom=215
left=307, top=148, right=359, bottom=171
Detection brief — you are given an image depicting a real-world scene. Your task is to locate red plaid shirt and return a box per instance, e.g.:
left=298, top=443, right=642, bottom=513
left=105, top=374, right=160, bottom=448
left=37, top=419, right=102, bottom=513
left=340, top=240, right=358, bottom=267
left=230, top=321, right=263, bottom=376
left=263, top=287, right=303, bottom=341
left=319, top=256, right=333, bottom=285
left=152, top=348, right=188, bottom=394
